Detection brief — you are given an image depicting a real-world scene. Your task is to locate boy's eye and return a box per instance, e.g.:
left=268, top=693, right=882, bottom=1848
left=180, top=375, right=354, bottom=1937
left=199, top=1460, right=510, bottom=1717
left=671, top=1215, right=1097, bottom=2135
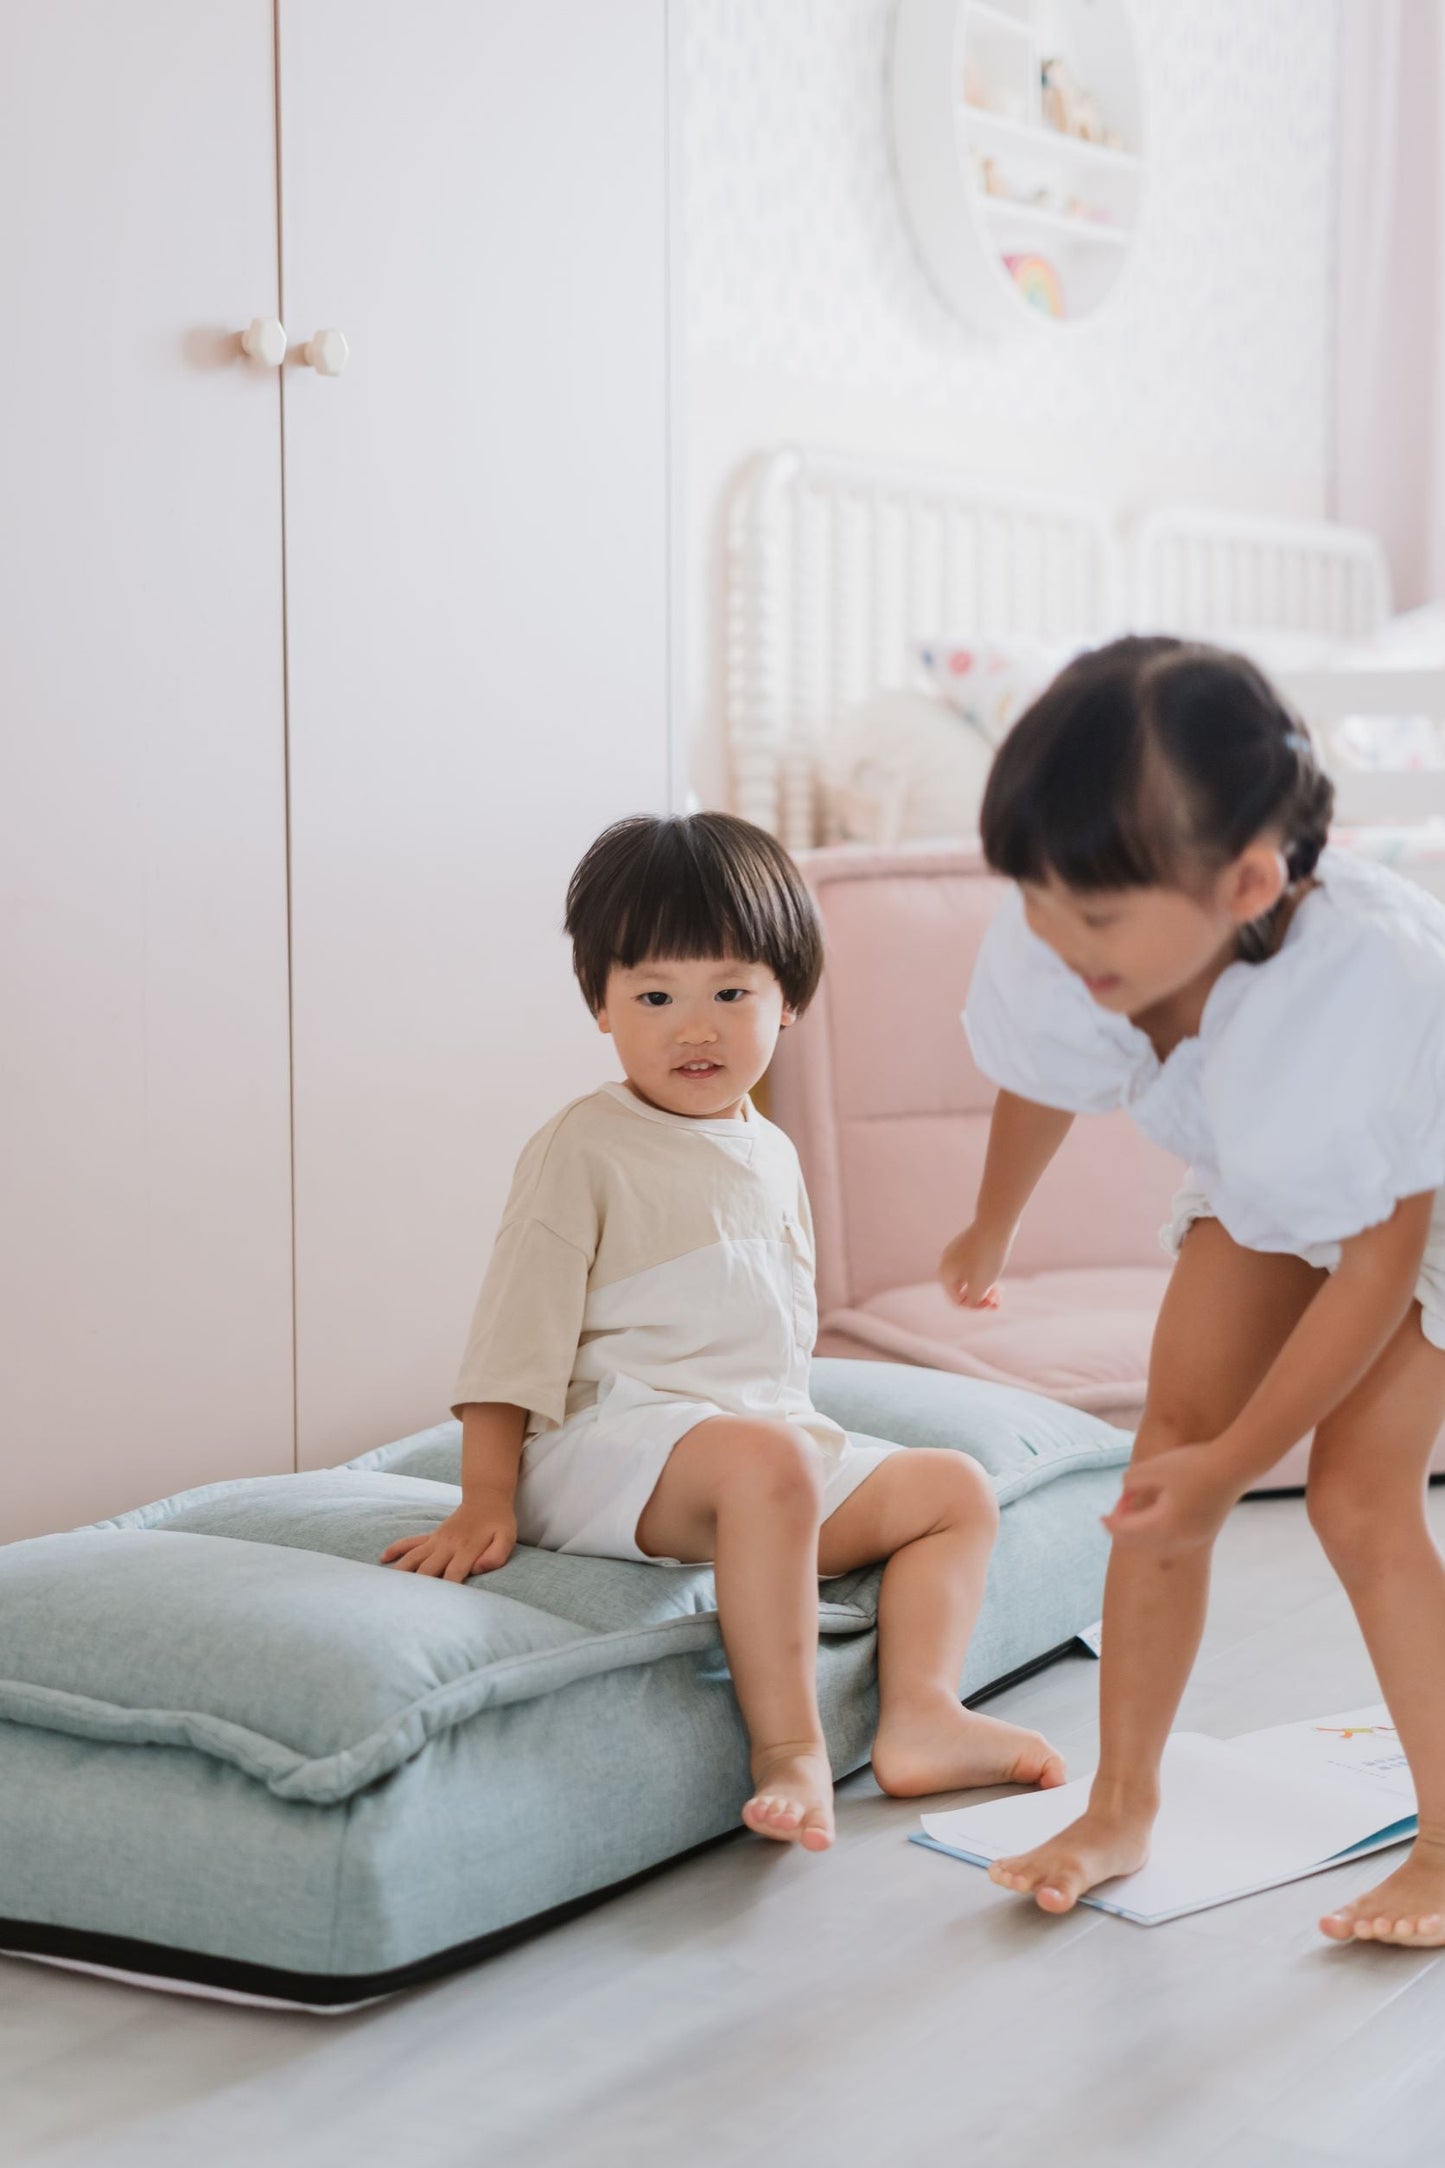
left=638, top=991, right=671, bottom=1008
left=715, top=988, right=749, bottom=1004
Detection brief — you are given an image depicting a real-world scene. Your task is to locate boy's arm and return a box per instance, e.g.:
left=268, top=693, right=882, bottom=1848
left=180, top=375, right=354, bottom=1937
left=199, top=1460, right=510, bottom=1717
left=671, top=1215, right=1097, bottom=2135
left=381, top=1401, right=528, bottom=1581
left=939, top=1089, right=1075, bottom=1306
left=1110, top=1191, right=1434, bottom=1549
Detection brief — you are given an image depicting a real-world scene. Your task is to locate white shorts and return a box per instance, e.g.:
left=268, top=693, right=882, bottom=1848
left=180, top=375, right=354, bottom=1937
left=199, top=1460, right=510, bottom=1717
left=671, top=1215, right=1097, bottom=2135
left=514, top=1374, right=898, bottom=1566
left=1162, top=1185, right=1445, bottom=1353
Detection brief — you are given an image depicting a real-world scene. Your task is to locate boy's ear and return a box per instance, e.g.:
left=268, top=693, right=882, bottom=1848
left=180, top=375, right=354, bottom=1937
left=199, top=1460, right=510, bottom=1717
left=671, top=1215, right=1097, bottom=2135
left=1227, top=843, right=1288, bottom=925
left=596, top=1006, right=612, bottom=1037
left=779, top=1006, right=798, bottom=1031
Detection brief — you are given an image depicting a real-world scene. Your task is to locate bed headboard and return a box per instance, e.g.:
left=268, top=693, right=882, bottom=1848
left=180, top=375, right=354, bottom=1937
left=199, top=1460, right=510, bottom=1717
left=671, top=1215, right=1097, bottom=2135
left=725, top=448, right=1121, bottom=851
left=725, top=447, right=1396, bottom=853
left=1130, top=504, right=1392, bottom=643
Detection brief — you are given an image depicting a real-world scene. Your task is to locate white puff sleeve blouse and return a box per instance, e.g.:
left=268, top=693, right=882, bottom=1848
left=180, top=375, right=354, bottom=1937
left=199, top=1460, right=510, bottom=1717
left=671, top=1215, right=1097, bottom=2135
left=963, top=851, right=1445, bottom=1263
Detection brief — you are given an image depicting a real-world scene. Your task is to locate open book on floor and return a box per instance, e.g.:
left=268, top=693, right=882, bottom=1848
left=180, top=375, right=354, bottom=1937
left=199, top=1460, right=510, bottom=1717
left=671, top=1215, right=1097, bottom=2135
left=912, top=1705, right=1417, bottom=1926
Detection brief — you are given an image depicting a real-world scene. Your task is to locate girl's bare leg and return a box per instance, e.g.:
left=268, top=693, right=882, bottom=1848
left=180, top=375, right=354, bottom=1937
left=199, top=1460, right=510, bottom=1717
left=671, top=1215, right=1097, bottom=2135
left=636, top=1416, right=837, bottom=1850
left=818, top=1448, right=1065, bottom=1796
left=1310, top=1309, right=1445, bottom=1946
left=991, top=1222, right=1323, bottom=1912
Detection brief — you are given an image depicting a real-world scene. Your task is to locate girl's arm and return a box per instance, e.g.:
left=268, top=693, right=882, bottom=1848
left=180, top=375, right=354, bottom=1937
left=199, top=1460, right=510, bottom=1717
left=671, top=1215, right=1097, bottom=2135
left=939, top=1089, right=1075, bottom=1307
left=1112, top=1191, right=1434, bottom=1547
left=380, top=1401, right=527, bottom=1581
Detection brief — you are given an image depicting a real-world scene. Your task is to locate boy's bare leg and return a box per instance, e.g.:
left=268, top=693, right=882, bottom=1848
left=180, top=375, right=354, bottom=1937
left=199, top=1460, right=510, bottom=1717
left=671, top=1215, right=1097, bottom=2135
left=817, top=1449, right=1066, bottom=1795
left=1310, top=1309, right=1445, bottom=1946
left=991, top=1223, right=1323, bottom=1913
left=636, top=1416, right=836, bottom=1850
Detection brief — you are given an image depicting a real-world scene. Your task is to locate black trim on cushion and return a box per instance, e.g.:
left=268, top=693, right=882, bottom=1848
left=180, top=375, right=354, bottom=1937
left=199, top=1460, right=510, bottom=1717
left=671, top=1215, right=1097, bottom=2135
left=0, top=1834, right=739, bottom=2009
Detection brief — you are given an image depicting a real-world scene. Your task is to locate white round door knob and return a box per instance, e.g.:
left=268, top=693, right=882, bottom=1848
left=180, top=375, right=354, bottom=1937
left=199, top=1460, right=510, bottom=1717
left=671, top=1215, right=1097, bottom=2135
left=302, top=328, right=350, bottom=377
left=241, top=316, right=287, bottom=367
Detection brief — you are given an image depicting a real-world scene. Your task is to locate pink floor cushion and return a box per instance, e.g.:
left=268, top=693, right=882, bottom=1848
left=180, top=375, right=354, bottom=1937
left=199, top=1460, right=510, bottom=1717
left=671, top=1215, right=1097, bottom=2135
left=823, top=1266, right=1170, bottom=1420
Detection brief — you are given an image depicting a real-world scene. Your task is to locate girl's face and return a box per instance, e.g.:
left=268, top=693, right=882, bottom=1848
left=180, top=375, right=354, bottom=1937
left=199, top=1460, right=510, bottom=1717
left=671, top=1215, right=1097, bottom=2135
left=597, top=955, right=794, bottom=1120
left=1020, top=842, right=1288, bottom=1018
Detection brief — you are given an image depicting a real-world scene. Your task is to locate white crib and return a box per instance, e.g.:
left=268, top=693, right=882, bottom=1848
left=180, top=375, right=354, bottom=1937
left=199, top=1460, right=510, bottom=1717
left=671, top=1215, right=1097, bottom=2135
left=725, top=448, right=1445, bottom=867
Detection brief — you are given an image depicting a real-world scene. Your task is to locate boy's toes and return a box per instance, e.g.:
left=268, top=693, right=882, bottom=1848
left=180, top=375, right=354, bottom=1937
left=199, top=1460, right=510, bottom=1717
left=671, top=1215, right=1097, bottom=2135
left=743, top=1793, right=800, bottom=1835
left=800, top=1807, right=834, bottom=1853
left=742, top=1748, right=835, bottom=1851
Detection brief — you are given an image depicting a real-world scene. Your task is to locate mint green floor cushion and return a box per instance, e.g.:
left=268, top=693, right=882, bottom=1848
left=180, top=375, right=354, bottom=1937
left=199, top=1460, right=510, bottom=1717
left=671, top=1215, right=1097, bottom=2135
left=0, top=1362, right=1127, bottom=2006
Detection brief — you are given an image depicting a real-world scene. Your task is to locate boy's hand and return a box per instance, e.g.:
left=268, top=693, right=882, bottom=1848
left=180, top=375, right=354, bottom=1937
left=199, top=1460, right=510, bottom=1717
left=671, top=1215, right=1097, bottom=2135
left=380, top=1492, right=517, bottom=1582
left=938, top=1222, right=1009, bottom=1310
left=1102, top=1445, right=1238, bottom=1556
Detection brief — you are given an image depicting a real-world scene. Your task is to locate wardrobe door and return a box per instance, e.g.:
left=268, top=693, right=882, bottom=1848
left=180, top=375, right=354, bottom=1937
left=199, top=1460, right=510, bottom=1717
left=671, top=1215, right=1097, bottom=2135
left=0, top=2, right=294, bottom=1539
left=279, top=1, right=672, bottom=1467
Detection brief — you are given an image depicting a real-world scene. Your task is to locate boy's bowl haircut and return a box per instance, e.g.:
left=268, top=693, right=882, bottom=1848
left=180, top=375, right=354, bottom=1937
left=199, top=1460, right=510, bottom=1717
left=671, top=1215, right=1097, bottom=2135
left=565, top=812, right=824, bottom=1016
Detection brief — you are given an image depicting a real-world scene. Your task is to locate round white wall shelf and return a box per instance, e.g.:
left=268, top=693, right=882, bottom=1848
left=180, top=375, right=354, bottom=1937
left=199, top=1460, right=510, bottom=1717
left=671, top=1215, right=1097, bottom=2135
left=892, top=0, right=1144, bottom=335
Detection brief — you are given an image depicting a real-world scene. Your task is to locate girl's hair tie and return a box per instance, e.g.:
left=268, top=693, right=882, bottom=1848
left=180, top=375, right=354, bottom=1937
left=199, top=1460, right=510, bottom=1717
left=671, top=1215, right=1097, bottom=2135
left=1284, top=729, right=1313, bottom=757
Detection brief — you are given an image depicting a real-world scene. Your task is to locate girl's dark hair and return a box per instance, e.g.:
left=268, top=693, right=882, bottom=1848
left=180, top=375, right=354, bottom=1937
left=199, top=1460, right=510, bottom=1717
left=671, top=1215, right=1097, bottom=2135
left=980, top=635, right=1335, bottom=959
left=565, top=812, right=824, bottom=1016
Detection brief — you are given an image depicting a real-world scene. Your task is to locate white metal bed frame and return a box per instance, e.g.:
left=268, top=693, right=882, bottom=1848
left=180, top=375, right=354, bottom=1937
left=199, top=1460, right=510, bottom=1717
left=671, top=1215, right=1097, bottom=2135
left=726, top=447, right=1399, bottom=852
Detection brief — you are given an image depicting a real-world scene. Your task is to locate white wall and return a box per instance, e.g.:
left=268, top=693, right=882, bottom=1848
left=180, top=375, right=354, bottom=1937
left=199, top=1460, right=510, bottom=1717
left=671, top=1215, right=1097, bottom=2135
left=684, top=0, right=1341, bottom=803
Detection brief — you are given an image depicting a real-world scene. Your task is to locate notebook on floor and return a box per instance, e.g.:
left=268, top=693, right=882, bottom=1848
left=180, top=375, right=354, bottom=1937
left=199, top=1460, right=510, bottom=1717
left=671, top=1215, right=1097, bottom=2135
left=911, top=1705, right=1417, bottom=1926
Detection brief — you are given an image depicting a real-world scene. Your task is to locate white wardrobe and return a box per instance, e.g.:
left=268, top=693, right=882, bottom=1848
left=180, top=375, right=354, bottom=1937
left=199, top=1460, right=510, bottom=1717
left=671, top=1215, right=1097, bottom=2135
left=1, top=1, right=675, bottom=1539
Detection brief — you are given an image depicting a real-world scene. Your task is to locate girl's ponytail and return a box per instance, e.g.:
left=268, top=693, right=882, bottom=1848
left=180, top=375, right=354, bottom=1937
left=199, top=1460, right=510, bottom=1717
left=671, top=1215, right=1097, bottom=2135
left=1279, top=736, right=1334, bottom=884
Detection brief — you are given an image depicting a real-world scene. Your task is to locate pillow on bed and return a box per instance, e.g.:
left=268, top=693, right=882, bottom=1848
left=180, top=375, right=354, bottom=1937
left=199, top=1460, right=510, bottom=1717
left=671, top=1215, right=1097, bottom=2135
left=915, top=638, right=1079, bottom=742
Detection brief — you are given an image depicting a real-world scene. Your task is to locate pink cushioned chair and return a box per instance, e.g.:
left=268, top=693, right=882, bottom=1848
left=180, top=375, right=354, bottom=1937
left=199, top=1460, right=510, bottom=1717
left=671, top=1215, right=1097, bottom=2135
left=770, top=842, right=1377, bottom=1490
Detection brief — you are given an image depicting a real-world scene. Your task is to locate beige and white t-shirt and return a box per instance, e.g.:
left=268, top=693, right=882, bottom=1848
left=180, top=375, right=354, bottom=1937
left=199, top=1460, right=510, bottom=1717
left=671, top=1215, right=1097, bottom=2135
left=451, top=1081, right=840, bottom=1447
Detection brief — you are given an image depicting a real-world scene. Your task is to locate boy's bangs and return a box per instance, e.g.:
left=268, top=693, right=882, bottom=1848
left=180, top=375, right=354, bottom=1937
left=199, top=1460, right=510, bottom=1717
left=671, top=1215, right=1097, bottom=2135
left=566, top=810, right=824, bottom=1016
left=609, top=825, right=791, bottom=978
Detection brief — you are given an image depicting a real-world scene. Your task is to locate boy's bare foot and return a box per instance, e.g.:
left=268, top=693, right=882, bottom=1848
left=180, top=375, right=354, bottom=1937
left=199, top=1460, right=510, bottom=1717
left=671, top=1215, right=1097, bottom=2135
left=988, top=1805, right=1154, bottom=1913
left=871, top=1691, right=1066, bottom=1799
left=743, top=1742, right=835, bottom=1852
left=1320, top=1836, right=1445, bottom=1947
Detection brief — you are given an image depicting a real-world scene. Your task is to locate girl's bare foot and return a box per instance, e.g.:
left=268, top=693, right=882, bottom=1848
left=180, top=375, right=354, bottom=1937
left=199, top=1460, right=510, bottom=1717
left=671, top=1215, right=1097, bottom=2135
left=1320, top=1834, right=1445, bottom=1947
left=743, top=1742, right=835, bottom=1851
left=988, top=1804, right=1154, bottom=1913
left=871, top=1690, right=1066, bottom=1798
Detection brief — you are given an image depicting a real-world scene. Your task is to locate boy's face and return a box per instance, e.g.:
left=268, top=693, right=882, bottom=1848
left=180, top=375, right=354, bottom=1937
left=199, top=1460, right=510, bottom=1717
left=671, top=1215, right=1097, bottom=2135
left=596, top=955, right=795, bottom=1120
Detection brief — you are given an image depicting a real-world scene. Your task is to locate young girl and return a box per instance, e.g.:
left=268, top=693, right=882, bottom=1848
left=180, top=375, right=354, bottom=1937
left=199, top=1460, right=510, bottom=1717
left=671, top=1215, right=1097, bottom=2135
left=940, top=635, right=1445, bottom=1946
left=383, top=812, right=1064, bottom=1850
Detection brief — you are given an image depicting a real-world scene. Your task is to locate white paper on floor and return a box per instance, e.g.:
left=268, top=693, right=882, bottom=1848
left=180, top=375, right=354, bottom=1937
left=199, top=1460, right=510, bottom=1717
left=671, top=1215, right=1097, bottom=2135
left=912, top=1703, right=1418, bottom=1924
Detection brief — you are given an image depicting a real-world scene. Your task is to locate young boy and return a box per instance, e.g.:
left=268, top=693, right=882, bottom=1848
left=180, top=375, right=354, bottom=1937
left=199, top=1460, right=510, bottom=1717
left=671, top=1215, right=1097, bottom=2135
left=383, top=812, right=1064, bottom=1848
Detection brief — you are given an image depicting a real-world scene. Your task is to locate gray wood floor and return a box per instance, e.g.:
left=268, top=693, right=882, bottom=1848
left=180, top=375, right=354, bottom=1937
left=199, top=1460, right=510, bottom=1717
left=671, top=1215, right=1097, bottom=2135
left=7, top=1492, right=1445, bottom=2168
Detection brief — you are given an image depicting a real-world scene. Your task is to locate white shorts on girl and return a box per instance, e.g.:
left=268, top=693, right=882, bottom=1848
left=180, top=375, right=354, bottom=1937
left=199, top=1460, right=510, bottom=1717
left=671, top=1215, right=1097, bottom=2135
left=1162, top=1183, right=1445, bottom=1353
left=514, top=1373, right=897, bottom=1565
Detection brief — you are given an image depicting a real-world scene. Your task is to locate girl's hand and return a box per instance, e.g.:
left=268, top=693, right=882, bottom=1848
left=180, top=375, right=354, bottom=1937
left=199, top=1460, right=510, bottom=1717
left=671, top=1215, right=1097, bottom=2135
left=938, top=1222, right=1010, bottom=1310
left=1102, top=1445, right=1239, bottom=1556
left=380, top=1492, right=517, bottom=1582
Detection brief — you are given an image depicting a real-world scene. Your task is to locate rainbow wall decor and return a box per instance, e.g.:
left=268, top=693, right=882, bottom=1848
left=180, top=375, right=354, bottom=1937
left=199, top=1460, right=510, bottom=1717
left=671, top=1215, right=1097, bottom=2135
left=1002, top=253, right=1066, bottom=319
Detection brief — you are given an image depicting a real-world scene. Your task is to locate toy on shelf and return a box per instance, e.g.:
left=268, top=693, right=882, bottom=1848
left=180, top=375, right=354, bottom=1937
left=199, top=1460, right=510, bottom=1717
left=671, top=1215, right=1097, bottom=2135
left=1041, top=55, right=1126, bottom=150
left=1003, top=252, right=1066, bottom=318
left=975, top=153, right=1117, bottom=229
